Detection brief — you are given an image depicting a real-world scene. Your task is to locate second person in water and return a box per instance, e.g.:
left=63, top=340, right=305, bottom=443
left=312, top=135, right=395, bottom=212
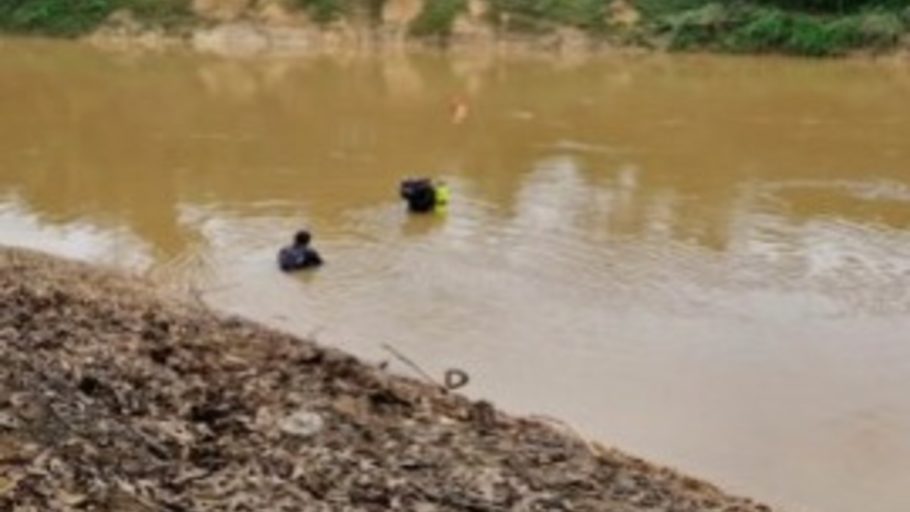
left=400, top=178, right=449, bottom=213
left=278, top=230, right=323, bottom=272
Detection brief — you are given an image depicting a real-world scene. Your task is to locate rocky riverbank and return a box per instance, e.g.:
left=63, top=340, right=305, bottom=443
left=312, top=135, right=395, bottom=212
left=0, top=246, right=772, bottom=511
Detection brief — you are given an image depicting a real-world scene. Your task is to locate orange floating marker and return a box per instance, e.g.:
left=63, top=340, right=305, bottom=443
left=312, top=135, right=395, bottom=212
left=450, top=95, right=469, bottom=125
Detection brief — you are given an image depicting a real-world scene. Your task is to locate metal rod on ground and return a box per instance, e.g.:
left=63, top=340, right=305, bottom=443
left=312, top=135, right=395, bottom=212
left=381, top=343, right=446, bottom=392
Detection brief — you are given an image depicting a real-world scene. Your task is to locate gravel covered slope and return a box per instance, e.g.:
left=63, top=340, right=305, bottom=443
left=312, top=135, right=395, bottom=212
left=0, top=247, right=772, bottom=512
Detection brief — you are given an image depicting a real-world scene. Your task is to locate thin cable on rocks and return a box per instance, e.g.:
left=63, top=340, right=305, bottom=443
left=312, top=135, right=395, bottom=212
left=381, top=343, right=470, bottom=393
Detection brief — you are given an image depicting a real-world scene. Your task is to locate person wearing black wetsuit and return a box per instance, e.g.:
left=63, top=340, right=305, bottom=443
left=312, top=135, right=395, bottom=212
left=278, top=230, right=323, bottom=272
left=400, top=178, right=437, bottom=213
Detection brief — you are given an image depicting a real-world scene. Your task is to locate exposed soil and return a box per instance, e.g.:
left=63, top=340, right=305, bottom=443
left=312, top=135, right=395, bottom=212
left=0, top=247, right=772, bottom=511
left=82, top=0, right=624, bottom=57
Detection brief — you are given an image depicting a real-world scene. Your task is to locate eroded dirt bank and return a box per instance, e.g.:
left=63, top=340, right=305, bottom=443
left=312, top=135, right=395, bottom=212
left=0, top=247, right=771, bottom=511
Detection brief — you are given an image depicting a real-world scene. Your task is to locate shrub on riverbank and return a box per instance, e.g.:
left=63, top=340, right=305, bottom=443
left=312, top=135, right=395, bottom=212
left=0, top=0, right=194, bottom=36
left=476, top=0, right=909, bottom=55
left=638, top=0, right=909, bottom=55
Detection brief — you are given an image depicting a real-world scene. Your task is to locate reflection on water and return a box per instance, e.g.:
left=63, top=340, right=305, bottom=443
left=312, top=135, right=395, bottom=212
left=3, top=38, right=910, bottom=512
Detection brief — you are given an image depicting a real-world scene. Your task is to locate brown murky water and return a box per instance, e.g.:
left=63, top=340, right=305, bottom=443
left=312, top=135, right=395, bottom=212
left=3, top=37, right=910, bottom=511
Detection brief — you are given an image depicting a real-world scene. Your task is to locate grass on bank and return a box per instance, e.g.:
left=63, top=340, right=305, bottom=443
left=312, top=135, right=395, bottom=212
left=650, top=3, right=907, bottom=55
left=0, top=0, right=195, bottom=36
left=478, top=0, right=910, bottom=54
left=637, top=0, right=910, bottom=55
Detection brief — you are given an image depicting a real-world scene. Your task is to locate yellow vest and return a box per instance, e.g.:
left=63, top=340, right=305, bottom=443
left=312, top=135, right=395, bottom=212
left=435, top=183, right=451, bottom=207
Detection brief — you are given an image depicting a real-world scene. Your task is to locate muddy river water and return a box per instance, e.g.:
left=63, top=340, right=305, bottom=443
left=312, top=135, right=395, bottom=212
left=3, top=37, right=910, bottom=512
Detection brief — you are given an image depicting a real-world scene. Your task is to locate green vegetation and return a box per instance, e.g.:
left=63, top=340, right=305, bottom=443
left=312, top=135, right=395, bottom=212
left=638, top=0, right=910, bottom=55
left=409, top=0, right=467, bottom=38
left=127, top=0, right=195, bottom=28
left=288, top=0, right=385, bottom=24
left=290, top=0, right=464, bottom=39
left=479, top=0, right=909, bottom=54
left=487, top=0, right=609, bottom=33
left=0, top=0, right=194, bottom=36
left=290, top=0, right=347, bottom=23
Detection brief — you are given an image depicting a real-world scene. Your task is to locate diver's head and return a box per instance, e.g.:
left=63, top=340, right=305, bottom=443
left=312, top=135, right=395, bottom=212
left=294, top=230, right=312, bottom=246
left=400, top=177, right=431, bottom=198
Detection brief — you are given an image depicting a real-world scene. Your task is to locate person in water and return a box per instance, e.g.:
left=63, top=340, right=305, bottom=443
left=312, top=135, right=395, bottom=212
left=400, top=178, right=449, bottom=213
left=278, top=230, right=323, bottom=272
